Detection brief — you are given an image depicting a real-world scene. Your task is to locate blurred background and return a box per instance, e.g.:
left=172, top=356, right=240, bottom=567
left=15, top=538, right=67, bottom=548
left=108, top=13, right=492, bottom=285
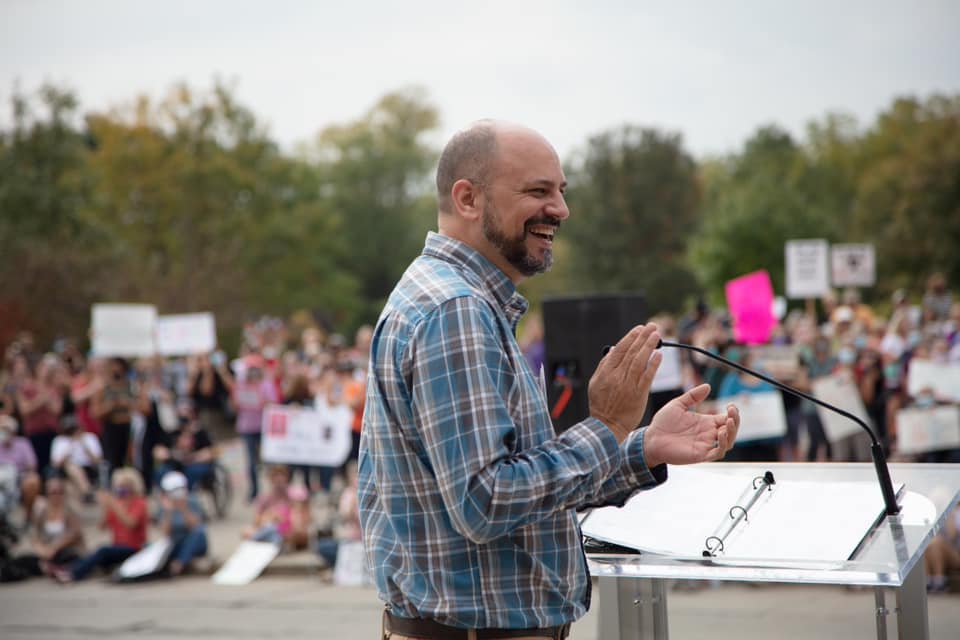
left=1, top=2, right=960, bottom=638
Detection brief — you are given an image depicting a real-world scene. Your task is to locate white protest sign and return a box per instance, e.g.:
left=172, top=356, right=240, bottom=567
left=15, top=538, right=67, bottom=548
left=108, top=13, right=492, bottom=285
left=907, top=359, right=960, bottom=403
left=212, top=541, right=280, bottom=586
left=91, top=304, right=157, bottom=357
left=812, top=373, right=872, bottom=442
left=334, top=541, right=373, bottom=586
left=728, top=391, right=787, bottom=443
left=831, top=244, right=875, bottom=287
left=785, top=239, right=830, bottom=299
left=896, top=406, right=960, bottom=455
left=651, top=347, right=683, bottom=392
left=156, top=313, right=217, bottom=356
left=260, top=401, right=352, bottom=466
left=114, top=537, right=172, bottom=580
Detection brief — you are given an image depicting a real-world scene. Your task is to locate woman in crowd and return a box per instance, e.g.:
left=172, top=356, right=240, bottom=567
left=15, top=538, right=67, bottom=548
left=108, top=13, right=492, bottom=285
left=31, top=474, right=85, bottom=575
left=242, top=464, right=310, bottom=550
left=157, top=470, right=208, bottom=577
left=92, top=358, right=136, bottom=480
left=53, top=467, right=148, bottom=583
left=925, top=505, right=960, bottom=593
left=15, top=356, right=63, bottom=477
left=49, top=419, right=103, bottom=502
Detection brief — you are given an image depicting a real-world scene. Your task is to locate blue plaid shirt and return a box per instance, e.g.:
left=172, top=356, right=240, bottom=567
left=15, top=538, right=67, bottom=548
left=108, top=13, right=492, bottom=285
left=359, top=232, right=665, bottom=629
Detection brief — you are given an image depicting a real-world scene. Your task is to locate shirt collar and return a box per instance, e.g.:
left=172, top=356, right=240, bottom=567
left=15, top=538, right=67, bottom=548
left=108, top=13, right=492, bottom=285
left=422, top=232, right=529, bottom=326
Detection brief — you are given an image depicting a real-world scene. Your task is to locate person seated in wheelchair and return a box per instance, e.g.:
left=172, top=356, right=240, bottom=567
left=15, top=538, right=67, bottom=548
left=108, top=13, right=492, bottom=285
left=152, top=416, right=215, bottom=491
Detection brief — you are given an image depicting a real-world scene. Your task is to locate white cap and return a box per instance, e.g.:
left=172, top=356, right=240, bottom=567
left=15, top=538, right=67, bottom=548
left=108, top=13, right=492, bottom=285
left=160, top=471, right=188, bottom=493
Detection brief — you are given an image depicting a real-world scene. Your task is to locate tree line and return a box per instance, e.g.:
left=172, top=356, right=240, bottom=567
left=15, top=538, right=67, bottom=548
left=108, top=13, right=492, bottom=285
left=1, top=82, right=957, bottom=351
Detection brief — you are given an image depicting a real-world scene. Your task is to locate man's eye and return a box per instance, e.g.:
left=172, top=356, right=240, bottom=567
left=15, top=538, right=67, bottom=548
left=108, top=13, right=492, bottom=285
left=530, top=188, right=547, bottom=196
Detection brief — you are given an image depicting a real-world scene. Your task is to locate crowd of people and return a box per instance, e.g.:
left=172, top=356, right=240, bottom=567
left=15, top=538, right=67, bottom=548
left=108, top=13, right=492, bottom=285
left=1, top=273, right=958, bottom=591
left=0, top=317, right=371, bottom=583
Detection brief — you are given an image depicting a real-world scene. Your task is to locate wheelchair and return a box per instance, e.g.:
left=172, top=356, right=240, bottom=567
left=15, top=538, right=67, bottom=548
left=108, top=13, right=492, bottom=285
left=197, top=460, right=233, bottom=519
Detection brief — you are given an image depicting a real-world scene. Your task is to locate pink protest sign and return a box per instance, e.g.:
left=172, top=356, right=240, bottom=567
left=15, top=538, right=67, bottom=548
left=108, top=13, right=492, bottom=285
left=725, top=270, right=777, bottom=344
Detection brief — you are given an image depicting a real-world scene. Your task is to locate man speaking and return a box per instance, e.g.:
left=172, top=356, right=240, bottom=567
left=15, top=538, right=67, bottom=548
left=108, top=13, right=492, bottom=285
left=359, top=120, right=740, bottom=640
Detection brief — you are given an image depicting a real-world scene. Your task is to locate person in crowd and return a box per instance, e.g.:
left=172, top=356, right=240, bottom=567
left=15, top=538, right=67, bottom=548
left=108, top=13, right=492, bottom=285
left=91, top=358, right=136, bottom=480
left=716, top=348, right=781, bottom=461
left=924, top=505, right=960, bottom=593
left=242, top=464, right=309, bottom=550
left=361, top=121, right=739, bottom=637
left=187, top=353, right=230, bottom=436
left=922, top=272, right=953, bottom=323
left=157, top=470, right=208, bottom=577
left=70, top=357, right=105, bottom=441
left=0, top=415, right=41, bottom=524
left=152, top=414, right=215, bottom=491
left=49, top=418, right=103, bottom=503
left=53, top=467, right=148, bottom=583
left=137, top=358, right=178, bottom=494
left=31, top=474, right=85, bottom=575
left=283, top=371, right=318, bottom=494
left=795, top=335, right=836, bottom=461
left=315, top=461, right=361, bottom=573
left=15, top=356, right=63, bottom=477
left=217, top=354, right=277, bottom=501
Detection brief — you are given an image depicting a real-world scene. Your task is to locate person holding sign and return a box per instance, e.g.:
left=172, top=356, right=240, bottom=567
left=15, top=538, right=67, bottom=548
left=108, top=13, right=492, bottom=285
left=360, top=121, right=740, bottom=639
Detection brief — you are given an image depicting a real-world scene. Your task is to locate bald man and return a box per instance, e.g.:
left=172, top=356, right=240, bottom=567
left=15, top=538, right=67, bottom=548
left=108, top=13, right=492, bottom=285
left=359, top=121, right=740, bottom=640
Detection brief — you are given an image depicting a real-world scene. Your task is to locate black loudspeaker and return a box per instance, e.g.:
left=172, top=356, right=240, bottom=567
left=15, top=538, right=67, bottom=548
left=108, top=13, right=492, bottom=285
left=542, top=293, right=646, bottom=433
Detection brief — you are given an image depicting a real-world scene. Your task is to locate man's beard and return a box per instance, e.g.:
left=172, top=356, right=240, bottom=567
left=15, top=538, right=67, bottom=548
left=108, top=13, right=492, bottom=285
left=481, top=201, right=556, bottom=277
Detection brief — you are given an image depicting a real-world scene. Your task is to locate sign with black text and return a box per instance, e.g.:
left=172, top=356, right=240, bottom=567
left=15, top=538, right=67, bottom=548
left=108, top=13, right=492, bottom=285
left=260, top=401, right=352, bottom=467
left=831, top=244, right=875, bottom=287
left=785, top=239, right=830, bottom=299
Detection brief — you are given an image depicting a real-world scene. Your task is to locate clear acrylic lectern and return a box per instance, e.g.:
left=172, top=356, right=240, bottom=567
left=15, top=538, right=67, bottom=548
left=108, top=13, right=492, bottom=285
left=587, top=462, right=960, bottom=640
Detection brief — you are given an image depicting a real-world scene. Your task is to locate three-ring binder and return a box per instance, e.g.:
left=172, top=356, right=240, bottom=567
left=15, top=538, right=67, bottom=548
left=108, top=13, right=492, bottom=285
left=702, top=471, right=776, bottom=557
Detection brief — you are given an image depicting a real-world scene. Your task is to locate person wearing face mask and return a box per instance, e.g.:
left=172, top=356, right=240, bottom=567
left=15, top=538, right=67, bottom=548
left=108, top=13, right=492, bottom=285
left=52, top=467, right=148, bottom=583
left=50, top=418, right=103, bottom=503
left=0, top=415, right=42, bottom=525
left=157, top=470, right=208, bottom=577
left=91, top=358, right=136, bottom=481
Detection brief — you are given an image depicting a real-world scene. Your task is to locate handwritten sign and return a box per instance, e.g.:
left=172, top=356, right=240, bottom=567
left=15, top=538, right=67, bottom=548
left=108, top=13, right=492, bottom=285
left=156, top=313, right=217, bottom=356
left=812, top=373, right=872, bottom=442
left=725, top=270, right=777, bottom=345
left=785, top=239, right=830, bottom=299
left=91, top=304, right=157, bottom=357
left=907, top=359, right=960, bottom=403
left=831, top=244, right=875, bottom=287
left=896, top=406, right=960, bottom=455
left=260, top=401, right=352, bottom=466
left=727, top=391, right=787, bottom=443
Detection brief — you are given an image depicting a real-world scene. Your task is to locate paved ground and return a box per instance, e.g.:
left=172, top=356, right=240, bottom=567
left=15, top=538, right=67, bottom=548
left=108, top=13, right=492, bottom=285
left=2, top=440, right=958, bottom=639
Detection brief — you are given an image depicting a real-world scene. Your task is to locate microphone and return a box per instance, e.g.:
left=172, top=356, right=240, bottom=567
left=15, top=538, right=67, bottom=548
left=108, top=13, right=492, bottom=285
left=604, top=339, right=901, bottom=516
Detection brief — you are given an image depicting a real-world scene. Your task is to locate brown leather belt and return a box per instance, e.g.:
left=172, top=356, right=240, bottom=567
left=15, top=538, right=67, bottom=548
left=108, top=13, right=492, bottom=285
left=383, top=610, right=570, bottom=640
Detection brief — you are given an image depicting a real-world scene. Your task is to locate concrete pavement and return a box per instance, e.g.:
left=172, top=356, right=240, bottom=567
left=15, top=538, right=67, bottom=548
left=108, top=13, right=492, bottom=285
left=2, top=439, right=957, bottom=639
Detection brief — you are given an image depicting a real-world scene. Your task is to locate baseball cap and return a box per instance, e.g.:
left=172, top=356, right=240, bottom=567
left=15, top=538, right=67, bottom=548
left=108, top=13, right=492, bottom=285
left=160, top=471, right=188, bottom=493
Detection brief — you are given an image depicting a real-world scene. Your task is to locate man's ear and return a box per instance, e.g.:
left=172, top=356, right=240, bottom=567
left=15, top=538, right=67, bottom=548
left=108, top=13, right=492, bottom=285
left=450, top=179, right=484, bottom=220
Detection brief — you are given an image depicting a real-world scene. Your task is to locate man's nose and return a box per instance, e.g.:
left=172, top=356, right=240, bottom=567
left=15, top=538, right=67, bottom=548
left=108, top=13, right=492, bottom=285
left=547, top=194, right=570, bottom=221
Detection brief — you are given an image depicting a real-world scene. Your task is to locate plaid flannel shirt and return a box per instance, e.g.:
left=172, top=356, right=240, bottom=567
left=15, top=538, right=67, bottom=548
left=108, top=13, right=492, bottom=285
left=359, top=232, right=666, bottom=629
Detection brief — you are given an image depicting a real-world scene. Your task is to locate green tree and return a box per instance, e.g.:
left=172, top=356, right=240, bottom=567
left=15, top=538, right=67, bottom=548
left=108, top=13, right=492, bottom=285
left=851, top=95, right=960, bottom=293
left=562, top=126, right=702, bottom=314
left=688, top=126, right=847, bottom=302
left=307, top=88, right=440, bottom=326
left=0, top=85, right=107, bottom=347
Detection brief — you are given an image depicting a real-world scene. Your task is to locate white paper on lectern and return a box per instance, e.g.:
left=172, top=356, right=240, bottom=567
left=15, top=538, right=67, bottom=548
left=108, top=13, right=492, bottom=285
left=581, top=466, right=899, bottom=562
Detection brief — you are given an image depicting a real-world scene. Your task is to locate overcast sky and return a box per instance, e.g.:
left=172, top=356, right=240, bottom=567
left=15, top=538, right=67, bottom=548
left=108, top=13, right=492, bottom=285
left=1, top=0, right=958, bottom=159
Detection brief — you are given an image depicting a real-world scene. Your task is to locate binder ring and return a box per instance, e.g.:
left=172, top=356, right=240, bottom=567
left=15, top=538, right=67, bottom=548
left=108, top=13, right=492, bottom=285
left=729, top=505, right=748, bottom=522
left=703, top=536, right=724, bottom=557
left=753, top=472, right=775, bottom=490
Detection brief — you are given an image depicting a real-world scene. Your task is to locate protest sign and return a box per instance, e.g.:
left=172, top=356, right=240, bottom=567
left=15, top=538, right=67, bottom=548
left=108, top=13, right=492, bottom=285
left=727, top=391, right=787, bottom=443
left=831, top=244, right=875, bottom=287
left=811, top=373, right=872, bottom=442
left=260, top=401, right=353, bottom=467
left=334, top=541, right=373, bottom=586
left=907, top=359, right=960, bottom=403
left=91, top=304, right=157, bottom=357
left=725, top=270, right=777, bottom=344
left=650, top=346, right=683, bottom=392
left=785, top=239, right=830, bottom=299
left=114, top=537, right=172, bottom=581
left=896, top=406, right=960, bottom=455
left=212, top=541, right=280, bottom=586
left=751, top=345, right=800, bottom=380
left=156, top=313, right=217, bottom=356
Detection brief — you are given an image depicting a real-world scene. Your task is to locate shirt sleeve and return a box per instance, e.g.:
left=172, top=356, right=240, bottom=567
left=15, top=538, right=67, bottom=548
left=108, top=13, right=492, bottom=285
left=407, top=296, right=628, bottom=544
